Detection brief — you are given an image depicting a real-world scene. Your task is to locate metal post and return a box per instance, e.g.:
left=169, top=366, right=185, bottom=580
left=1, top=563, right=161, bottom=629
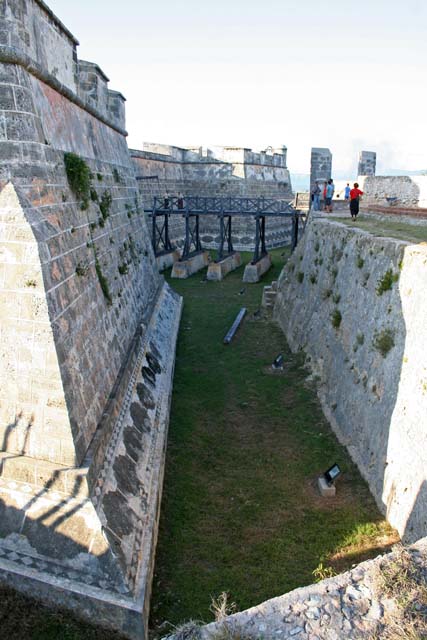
left=291, top=214, right=299, bottom=252
left=218, top=214, right=225, bottom=262
left=151, top=197, right=157, bottom=253
left=227, top=216, right=233, bottom=255
left=253, top=216, right=260, bottom=264
left=261, top=216, right=266, bottom=256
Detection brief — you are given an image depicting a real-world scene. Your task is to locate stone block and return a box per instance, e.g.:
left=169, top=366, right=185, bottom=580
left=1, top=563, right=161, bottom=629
left=156, top=249, right=180, bottom=272
left=171, top=250, right=210, bottom=278
left=317, top=475, right=336, bottom=497
left=207, top=252, right=242, bottom=281
left=242, top=254, right=272, bottom=283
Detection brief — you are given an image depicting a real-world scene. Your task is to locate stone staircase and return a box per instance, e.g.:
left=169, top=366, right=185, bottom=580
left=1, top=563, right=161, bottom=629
left=261, top=280, right=278, bottom=315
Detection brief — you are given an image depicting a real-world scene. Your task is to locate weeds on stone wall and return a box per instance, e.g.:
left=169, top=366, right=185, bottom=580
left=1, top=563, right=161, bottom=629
left=331, top=308, right=342, bottom=329
left=64, top=152, right=91, bottom=209
left=332, top=293, right=341, bottom=304
left=90, top=188, right=98, bottom=202
left=99, top=191, right=112, bottom=220
left=312, top=562, right=336, bottom=582
left=95, top=259, right=112, bottom=304
left=373, top=329, right=395, bottom=357
left=24, top=279, right=37, bottom=288
left=309, top=273, right=317, bottom=284
left=376, top=269, right=399, bottom=296
left=357, top=255, right=365, bottom=269
left=75, top=263, right=88, bottom=277
left=297, top=271, right=304, bottom=283
left=322, top=288, right=332, bottom=300
left=96, top=172, right=103, bottom=181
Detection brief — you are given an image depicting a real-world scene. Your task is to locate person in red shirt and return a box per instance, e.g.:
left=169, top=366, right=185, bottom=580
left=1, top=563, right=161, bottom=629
left=349, top=183, right=364, bottom=220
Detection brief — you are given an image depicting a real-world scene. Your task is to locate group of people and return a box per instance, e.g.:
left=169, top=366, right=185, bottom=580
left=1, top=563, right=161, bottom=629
left=311, top=179, right=364, bottom=219
left=311, top=179, right=335, bottom=213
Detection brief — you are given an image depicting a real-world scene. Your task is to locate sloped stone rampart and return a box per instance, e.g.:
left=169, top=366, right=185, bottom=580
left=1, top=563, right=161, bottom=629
left=273, top=218, right=427, bottom=543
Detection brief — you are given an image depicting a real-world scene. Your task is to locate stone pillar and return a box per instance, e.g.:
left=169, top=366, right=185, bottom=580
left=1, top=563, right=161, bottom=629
left=310, top=148, right=332, bottom=192
left=358, top=151, right=376, bottom=176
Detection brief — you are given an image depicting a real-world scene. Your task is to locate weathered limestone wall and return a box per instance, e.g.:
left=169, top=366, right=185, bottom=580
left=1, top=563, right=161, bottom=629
left=131, top=144, right=293, bottom=251
left=0, top=1, right=182, bottom=637
left=274, top=219, right=427, bottom=543
left=360, top=175, right=427, bottom=209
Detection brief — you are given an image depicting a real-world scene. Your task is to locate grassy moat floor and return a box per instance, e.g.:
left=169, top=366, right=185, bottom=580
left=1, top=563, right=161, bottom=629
left=0, top=248, right=398, bottom=639
left=150, top=248, right=398, bottom=636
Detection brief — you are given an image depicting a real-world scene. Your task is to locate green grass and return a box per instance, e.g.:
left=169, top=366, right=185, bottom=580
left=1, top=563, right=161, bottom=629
left=330, top=215, right=427, bottom=244
left=150, top=248, right=397, bottom=634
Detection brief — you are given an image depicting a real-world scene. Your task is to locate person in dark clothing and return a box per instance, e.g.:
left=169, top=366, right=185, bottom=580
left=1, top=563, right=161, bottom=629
left=177, top=193, right=184, bottom=210
left=349, top=183, right=364, bottom=220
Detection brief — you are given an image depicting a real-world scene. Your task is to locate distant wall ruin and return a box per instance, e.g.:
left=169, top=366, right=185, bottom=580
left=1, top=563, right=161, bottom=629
left=0, top=1, right=181, bottom=637
left=360, top=175, right=427, bottom=209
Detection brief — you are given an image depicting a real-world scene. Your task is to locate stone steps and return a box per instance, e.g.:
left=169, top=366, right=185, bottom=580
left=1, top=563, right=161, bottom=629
left=261, top=280, right=278, bottom=312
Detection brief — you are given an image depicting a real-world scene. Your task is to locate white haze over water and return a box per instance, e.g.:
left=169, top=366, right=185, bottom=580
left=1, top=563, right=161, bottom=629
left=49, top=0, right=427, bottom=176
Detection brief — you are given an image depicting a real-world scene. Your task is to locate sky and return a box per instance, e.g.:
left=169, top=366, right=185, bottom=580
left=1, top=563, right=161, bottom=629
left=49, top=0, right=427, bottom=176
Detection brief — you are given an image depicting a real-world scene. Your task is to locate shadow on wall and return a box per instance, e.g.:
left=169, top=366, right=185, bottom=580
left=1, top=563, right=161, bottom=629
left=0, top=479, right=122, bottom=587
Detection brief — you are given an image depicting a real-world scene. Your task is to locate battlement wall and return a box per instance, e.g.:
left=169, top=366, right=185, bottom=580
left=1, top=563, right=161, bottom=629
left=274, top=219, right=427, bottom=543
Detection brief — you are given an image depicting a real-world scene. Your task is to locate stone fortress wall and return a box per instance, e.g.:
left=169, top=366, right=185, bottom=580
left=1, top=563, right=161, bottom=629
left=131, top=143, right=295, bottom=252
left=274, top=219, right=427, bottom=544
left=0, top=1, right=181, bottom=637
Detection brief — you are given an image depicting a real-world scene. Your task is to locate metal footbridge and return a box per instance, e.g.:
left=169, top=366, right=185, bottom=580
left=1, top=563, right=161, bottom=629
left=144, top=196, right=303, bottom=264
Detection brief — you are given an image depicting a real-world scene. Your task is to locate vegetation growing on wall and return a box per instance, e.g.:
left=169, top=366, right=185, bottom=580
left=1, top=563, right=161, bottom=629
left=331, top=308, right=342, bottom=329
left=376, top=269, right=399, bottom=296
left=95, top=259, right=112, bottom=305
left=99, top=191, right=112, bottom=220
left=373, top=328, right=395, bottom=357
left=64, top=152, right=91, bottom=209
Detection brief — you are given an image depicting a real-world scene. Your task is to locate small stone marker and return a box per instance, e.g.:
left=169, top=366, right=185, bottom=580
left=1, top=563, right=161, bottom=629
left=318, top=475, right=336, bottom=497
left=223, top=308, right=247, bottom=344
